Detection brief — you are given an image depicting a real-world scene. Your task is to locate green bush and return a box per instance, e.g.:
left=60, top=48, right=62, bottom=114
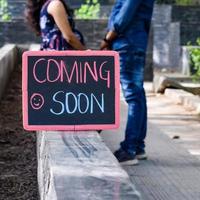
left=188, top=38, right=200, bottom=81
left=175, top=0, right=198, bottom=5
left=0, top=0, right=11, bottom=21
left=75, top=0, right=100, bottom=19
left=156, top=0, right=199, bottom=4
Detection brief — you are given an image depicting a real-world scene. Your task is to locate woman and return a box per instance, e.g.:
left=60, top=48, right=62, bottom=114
left=26, top=0, right=86, bottom=50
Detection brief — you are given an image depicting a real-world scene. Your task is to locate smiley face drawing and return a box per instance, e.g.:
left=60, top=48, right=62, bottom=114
left=30, top=93, right=44, bottom=110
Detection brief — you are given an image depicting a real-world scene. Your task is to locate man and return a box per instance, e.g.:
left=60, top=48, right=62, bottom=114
left=100, top=0, right=155, bottom=165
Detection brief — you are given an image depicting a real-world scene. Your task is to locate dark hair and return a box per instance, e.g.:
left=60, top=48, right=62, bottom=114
left=25, top=0, right=72, bottom=36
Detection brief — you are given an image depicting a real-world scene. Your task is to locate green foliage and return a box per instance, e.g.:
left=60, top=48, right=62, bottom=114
left=0, top=0, right=11, bottom=21
left=156, top=0, right=199, bottom=4
left=188, top=38, right=200, bottom=81
left=175, top=0, right=197, bottom=5
left=75, top=0, right=100, bottom=19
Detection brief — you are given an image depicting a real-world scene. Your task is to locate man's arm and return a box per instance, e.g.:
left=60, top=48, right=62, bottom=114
left=100, top=30, right=117, bottom=50
left=112, top=0, right=142, bottom=34
left=100, top=0, right=142, bottom=49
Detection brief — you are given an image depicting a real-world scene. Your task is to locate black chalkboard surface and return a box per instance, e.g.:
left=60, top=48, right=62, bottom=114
left=22, top=51, right=120, bottom=131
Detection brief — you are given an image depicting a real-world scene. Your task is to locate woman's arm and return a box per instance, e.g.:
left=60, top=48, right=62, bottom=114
left=48, top=0, right=86, bottom=50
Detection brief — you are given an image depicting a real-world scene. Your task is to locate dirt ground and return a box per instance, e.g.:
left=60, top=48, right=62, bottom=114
left=0, top=64, right=38, bottom=199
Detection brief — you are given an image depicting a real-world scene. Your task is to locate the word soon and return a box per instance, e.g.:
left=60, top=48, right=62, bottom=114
left=50, top=91, right=105, bottom=115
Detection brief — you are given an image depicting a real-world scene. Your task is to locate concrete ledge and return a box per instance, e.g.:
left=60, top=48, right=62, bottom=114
left=165, top=89, right=200, bottom=114
left=153, top=73, right=200, bottom=95
left=0, top=44, right=18, bottom=100
left=153, top=73, right=189, bottom=93
left=29, top=44, right=40, bottom=51
left=37, top=131, right=140, bottom=200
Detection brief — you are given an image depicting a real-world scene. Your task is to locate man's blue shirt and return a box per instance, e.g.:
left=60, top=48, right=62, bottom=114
left=108, top=0, right=155, bottom=51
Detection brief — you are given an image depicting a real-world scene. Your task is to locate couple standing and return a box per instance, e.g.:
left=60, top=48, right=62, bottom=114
left=26, top=0, right=155, bottom=165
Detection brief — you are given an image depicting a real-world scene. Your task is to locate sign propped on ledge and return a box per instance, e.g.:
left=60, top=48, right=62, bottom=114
left=22, top=51, right=120, bottom=131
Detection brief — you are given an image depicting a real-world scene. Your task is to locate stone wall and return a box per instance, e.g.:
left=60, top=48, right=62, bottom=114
left=0, top=18, right=153, bottom=80
left=0, top=20, right=40, bottom=46
left=2, top=4, right=199, bottom=74
left=152, top=5, right=181, bottom=70
left=172, top=6, right=200, bottom=45
left=0, top=19, right=108, bottom=49
left=4, top=2, right=200, bottom=45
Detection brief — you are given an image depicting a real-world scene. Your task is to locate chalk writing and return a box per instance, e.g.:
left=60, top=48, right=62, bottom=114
left=33, top=58, right=111, bottom=88
left=50, top=92, right=104, bottom=115
left=30, top=93, right=44, bottom=110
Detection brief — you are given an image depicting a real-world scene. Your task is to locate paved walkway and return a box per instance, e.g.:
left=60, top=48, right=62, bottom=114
left=101, top=83, right=200, bottom=200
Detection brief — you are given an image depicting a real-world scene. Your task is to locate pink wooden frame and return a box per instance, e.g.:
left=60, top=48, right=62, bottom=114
left=22, top=50, right=120, bottom=131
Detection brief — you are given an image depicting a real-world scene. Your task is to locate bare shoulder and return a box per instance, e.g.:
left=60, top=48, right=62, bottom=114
left=47, top=0, right=66, bottom=14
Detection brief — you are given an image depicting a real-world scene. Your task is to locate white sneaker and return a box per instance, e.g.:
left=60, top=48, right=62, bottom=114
left=136, top=152, right=148, bottom=160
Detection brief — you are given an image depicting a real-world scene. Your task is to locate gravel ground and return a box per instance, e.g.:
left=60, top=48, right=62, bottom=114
left=0, top=64, right=38, bottom=200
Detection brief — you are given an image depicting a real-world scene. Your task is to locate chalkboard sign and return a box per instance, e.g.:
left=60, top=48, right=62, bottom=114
left=22, top=51, right=120, bottom=131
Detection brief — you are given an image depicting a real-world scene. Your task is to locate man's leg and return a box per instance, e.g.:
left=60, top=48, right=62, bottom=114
left=114, top=49, right=146, bottom=164
left=136, top=88, right=147, bottom=152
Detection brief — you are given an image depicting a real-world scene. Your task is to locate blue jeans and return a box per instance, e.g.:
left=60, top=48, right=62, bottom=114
left=119, top=49, right=147, bottom=156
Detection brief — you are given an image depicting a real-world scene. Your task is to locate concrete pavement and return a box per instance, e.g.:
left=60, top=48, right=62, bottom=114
left=165, top=88, right=200, bottom=114
left=101, top=83, right=200, bottom=200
